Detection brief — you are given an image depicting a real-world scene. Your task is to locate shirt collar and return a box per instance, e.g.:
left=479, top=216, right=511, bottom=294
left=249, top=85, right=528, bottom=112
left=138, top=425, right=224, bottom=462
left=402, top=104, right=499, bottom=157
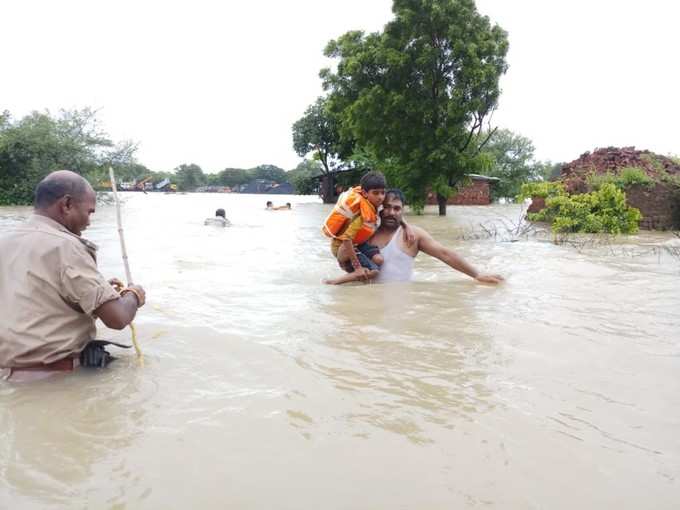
left=29, top=214, right=99, bottom=252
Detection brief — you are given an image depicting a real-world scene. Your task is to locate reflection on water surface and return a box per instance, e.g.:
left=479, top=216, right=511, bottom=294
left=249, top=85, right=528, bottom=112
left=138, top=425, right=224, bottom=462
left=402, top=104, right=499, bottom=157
left=1, top=193, right=678, bottom=509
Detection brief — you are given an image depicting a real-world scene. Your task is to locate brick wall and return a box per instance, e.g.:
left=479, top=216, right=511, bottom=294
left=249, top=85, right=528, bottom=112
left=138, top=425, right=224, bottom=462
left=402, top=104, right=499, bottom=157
left=527, top=196, right=545, bottom=214
left=626, top=183, right=680, bottom=230
left=426, top=180, right=492, bottom=205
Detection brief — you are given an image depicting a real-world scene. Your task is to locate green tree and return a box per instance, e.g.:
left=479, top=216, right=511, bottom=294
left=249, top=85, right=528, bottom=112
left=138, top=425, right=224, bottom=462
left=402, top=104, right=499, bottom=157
left=292, top=96, right=348, bottom=174
left=0, top=108, right=115, bottom=205
left=0, top=110, right=10, bottom=130
left=215, top=167, right=250, bottom=187
left=321, top=0, right=508, bottom=214
left=174, top=163, right=206, bottom=191
left=287, top=159, right=323, bottom=194
left=250, top=164, right=287, bottom=183
left=204, top=173, right=218, bottom=187
left=478, top=129, right=547, bottom=199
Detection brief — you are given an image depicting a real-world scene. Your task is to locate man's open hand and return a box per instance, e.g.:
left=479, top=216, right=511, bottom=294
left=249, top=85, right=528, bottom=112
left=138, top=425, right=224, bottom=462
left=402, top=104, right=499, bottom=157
left=475, top=274, right=504, bottom=284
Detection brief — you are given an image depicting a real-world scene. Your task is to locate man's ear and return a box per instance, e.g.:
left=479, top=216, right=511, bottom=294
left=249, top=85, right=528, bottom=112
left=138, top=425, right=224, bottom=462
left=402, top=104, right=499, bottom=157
left=59, top=195, right=73, bottom=214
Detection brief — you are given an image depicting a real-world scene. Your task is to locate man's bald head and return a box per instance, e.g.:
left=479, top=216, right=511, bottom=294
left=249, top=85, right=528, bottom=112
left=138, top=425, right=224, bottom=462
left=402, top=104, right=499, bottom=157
left=35, top=170, right=94, bottom=209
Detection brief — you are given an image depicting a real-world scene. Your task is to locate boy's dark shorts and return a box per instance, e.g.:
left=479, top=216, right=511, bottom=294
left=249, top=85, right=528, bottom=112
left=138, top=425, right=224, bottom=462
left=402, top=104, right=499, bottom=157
left=342, top=242, right=381, bottom=272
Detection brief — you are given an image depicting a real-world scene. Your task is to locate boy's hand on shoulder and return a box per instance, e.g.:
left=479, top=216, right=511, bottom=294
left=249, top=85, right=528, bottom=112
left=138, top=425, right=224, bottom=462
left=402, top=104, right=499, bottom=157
left=401, top=223, right=416, bottom=247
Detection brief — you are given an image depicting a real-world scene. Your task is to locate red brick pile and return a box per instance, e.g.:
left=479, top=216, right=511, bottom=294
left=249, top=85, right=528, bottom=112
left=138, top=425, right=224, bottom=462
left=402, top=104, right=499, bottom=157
left=557, top=146, right=680, bottom=194
left=542, top=147, right=680, bottom=230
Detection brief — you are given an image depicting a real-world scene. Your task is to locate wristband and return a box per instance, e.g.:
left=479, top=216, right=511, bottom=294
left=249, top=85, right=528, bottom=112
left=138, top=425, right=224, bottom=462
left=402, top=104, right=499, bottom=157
left=121, top=287, right=143, bottom=307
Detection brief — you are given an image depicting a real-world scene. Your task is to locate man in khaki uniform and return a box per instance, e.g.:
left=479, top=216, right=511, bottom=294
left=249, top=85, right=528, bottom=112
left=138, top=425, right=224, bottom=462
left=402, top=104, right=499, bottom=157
left=0, top=170, right=146, bottom=381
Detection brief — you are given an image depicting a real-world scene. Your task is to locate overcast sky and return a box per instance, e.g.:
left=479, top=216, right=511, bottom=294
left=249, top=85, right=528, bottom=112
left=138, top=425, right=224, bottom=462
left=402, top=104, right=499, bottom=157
left=2, top=0, right=678, bottom=173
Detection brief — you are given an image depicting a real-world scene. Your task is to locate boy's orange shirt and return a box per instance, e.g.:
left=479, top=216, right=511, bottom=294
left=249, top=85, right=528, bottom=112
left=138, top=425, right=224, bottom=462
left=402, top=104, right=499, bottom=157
left=323, top=186, right=379, bottom=251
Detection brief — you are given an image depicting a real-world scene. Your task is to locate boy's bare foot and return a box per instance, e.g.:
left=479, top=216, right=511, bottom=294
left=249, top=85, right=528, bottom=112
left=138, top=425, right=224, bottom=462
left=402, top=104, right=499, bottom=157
left=324, top=268, right=379, bottom=285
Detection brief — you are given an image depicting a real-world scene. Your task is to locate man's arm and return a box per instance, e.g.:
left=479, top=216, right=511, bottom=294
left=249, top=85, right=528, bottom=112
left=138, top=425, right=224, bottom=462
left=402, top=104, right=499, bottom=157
left=94, top=289, right=143, bottom=330
left=417, top=228, right=504, bottom=283
left=60, top=243, right=148, bottom=329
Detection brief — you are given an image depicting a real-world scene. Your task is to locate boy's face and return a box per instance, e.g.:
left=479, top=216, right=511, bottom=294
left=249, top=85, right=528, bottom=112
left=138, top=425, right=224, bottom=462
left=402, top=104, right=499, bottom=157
left=362, top=188, right=385, bottom=208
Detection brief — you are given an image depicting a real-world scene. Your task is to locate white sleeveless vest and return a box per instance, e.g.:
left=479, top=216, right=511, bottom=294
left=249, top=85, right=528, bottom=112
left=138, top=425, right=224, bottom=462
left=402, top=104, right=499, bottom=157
left=376, top=227, right=415, bottom=283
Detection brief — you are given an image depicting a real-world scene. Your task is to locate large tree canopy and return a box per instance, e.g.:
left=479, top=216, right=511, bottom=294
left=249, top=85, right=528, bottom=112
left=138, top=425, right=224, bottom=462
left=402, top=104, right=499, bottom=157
left=321, top=0, right=508, bottom=214
left=292, top=96, right=348, bottom=175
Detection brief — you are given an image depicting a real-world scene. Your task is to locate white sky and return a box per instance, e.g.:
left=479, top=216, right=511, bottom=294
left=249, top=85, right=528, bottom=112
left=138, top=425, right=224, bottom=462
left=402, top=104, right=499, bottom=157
left=2, top=0, right=678, bottom=173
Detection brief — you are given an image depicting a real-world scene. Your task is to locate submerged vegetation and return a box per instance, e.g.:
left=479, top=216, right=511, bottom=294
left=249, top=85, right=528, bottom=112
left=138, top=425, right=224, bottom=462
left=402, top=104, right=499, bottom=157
left=526, top=183, right=642, bottom=234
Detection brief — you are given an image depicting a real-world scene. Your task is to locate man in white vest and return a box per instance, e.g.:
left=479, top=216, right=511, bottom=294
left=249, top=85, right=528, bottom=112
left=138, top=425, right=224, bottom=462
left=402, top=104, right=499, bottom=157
left=370, top=189, right=504, bottom=284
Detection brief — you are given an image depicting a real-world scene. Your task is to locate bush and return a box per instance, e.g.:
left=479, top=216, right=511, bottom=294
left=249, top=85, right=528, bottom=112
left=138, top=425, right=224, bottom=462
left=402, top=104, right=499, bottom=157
left=516, top=181, right=565, bottom=201
left=528, top=183, right=641, bottom=234
left=618, top=166, right=655, bottom=187
left=587, top=166, right=654, bottom=190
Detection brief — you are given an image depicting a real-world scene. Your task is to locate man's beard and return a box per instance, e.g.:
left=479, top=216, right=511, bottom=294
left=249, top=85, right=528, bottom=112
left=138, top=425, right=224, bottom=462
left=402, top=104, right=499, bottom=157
left=381, top=217, right=400, bottom=230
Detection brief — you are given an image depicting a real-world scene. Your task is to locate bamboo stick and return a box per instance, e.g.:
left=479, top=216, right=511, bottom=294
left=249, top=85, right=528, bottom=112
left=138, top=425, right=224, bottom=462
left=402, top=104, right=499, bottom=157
left=109, top=168, right=133, bottom=284
left=109, top=167, right=143, bottom=361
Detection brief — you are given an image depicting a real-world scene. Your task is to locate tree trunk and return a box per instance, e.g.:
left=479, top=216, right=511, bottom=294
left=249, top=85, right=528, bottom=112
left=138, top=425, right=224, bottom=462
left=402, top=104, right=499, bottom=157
left=437, top=193, right=447, bottom=216
left=322, top=173, right=336, bottom=203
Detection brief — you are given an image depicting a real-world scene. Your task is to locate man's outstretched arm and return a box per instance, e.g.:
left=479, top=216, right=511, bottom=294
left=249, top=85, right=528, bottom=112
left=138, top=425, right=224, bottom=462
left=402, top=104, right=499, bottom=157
left=418, top=228, right=504, bottom=284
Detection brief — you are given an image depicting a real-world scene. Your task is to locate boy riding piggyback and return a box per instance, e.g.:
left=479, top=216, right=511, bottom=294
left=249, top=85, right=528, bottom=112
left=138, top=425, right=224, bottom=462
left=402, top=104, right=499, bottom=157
left=323, top=171, right=410, bottom=285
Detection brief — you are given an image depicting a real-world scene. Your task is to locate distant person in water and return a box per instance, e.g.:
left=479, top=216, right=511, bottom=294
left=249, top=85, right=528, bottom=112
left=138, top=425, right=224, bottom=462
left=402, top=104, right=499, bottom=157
left=204, top=208, right=230, bottom=226
left=266, top=201, right=291, bottom=210
left=367, top=188, right=504, bottom=285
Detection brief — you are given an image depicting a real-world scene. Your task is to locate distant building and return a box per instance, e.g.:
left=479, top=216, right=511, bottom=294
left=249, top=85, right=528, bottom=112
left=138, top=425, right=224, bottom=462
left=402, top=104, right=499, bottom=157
left=235, top=179, right=294, bottom=194
left=196, top=186, right=232, bottom=193
left=238, top=179, right=275, bottom=194
left=266, top=182, right=294, bottom=194
left=425, top=174, right=500, bottom=206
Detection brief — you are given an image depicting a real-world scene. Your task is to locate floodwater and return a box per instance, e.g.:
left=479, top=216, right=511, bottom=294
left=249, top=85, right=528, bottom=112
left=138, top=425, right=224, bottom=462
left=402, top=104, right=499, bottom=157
left=1, top=192, right=679, bottom=509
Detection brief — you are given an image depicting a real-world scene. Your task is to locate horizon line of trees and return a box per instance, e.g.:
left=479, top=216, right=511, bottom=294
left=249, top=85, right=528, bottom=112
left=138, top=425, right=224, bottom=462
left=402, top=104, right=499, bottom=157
left=0, top=108, right=324, bottom=204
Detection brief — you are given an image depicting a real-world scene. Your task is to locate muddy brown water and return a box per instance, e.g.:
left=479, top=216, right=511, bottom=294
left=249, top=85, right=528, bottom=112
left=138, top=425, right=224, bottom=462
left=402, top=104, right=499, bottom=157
left=1, top=193, right=678, bottom=509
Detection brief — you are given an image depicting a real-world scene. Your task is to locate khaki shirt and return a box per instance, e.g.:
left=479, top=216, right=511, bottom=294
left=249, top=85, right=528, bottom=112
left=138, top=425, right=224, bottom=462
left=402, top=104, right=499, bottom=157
left=0, top=214, right=119, bottom=368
